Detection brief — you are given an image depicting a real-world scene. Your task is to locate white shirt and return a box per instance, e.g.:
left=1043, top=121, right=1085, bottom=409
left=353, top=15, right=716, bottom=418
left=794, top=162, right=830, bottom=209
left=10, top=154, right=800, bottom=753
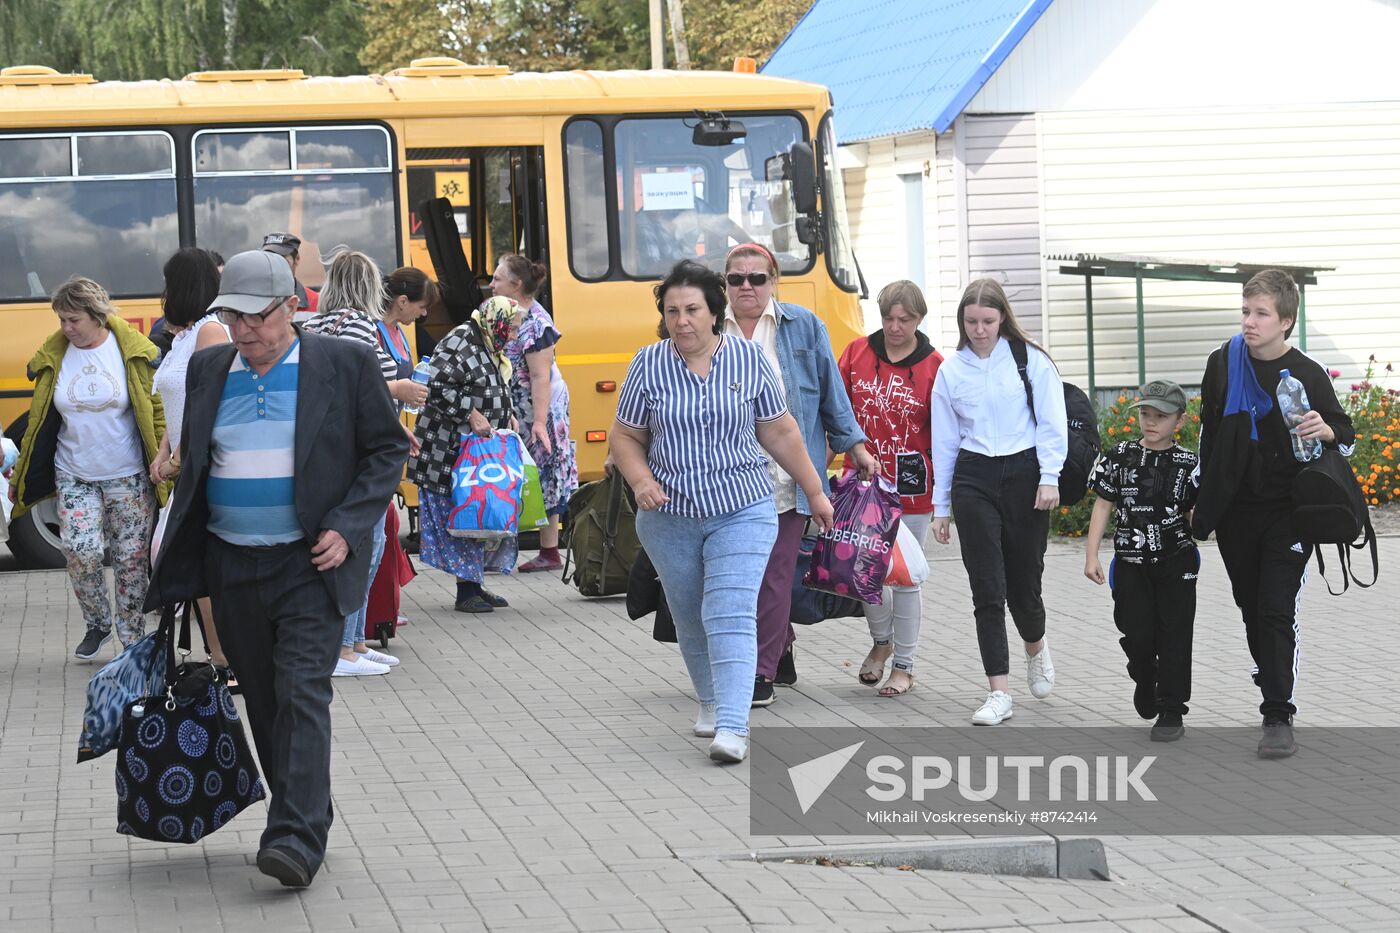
left=929, top=337, right=1068, bottom=517
left=53, top=331, right=146, bottom=481
left=724, top=298, right=796, bottom=512
left=154, top=314, right=229, bottom=452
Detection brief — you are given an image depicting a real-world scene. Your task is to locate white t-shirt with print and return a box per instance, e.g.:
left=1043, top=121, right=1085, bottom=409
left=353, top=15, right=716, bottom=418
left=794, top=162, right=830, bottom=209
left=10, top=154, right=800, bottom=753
left=53, top=332, right=145, bottom=481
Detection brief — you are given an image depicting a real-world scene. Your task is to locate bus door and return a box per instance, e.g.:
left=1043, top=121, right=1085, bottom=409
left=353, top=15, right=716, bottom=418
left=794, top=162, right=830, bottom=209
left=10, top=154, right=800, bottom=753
left=405, top=146, right=549, bottom=343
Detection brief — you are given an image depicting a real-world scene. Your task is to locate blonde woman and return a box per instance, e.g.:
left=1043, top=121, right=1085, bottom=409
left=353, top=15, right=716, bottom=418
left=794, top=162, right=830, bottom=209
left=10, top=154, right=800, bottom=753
left=303, top=251, right=405, bottom=675
left=9, top=277, right=165, bottom=661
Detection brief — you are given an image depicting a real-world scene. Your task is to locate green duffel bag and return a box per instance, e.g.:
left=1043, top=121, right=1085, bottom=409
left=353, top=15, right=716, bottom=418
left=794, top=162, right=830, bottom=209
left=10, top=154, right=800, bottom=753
left=561, top=473, right=640, bottom=597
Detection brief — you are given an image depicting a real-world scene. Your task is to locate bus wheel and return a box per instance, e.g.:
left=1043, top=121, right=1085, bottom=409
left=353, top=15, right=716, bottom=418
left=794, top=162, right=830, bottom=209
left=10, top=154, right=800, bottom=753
left=8, top=498, right=66, bottom=569
left=3, top=414, right=67, bottom=570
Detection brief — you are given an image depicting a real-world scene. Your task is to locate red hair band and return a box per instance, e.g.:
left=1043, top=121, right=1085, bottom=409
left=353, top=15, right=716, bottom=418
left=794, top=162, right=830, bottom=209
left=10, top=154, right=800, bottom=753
left=726, top=242, right=776, bottom=269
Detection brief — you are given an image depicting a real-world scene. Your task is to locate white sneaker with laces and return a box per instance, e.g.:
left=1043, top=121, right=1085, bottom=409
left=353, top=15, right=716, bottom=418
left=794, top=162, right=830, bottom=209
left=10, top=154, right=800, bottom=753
left=1026, top=639, right=1055, bottom=699
left=694, top=703, right=716, bottom=738
left=358, top=648, right=399, bottom=667
left=708, top=730, right=748, bottom=763
left=971, top=691, right=1014, bottom=725
left=333, top=656, right=390, bottom=677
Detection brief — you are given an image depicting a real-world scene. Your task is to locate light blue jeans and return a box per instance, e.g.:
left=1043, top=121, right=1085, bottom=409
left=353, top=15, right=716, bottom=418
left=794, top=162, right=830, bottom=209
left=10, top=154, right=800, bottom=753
left=635, top=498, right=778, bottom=736
left=342, top=517, right=388, bottom=649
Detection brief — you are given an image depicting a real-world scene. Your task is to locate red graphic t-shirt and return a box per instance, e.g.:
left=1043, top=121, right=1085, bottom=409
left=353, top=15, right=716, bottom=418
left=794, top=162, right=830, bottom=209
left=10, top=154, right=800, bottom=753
left=838, top=331, right=944, bottom=514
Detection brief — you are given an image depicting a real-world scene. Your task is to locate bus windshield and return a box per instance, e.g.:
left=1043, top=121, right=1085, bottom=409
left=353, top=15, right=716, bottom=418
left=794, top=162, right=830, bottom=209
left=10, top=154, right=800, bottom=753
left=567, top=113, right=812, bottom=279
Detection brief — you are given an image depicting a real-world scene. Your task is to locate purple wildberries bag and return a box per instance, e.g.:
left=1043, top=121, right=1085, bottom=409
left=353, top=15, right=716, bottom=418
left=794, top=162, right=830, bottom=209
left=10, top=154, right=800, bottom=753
left=802, top=473, right=903, bottom=605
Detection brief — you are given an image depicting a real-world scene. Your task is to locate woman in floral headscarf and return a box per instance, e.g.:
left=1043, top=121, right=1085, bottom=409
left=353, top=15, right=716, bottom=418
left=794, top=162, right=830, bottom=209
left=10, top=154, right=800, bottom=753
left=407, top=295, right=524, bottom=612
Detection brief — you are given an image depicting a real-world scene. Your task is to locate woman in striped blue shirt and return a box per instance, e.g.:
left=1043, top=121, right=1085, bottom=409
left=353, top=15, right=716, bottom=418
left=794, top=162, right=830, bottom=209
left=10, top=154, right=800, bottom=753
left=611, top=261, right=835, bottom=764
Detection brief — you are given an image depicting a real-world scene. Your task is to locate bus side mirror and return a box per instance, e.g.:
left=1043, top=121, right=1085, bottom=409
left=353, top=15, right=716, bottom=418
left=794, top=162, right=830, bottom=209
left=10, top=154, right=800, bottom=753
left=788, top=141, right=817, bottom=215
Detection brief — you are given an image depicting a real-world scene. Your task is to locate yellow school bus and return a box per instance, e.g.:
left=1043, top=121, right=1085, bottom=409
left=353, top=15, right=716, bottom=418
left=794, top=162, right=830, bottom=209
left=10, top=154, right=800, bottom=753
left=0, top=59, right=864, bottom=565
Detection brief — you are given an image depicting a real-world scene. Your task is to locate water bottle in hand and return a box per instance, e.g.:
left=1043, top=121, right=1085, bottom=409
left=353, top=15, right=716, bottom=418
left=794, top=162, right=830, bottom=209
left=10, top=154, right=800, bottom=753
left=404, top=356, right=431, bottom=415
left=1276, top=368, right=1322, bottom=462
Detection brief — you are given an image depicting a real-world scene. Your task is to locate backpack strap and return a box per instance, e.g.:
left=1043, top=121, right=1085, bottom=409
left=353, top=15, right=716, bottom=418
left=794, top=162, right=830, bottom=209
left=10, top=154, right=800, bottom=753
left=1313, top=544, right=1349, bottom=596
left=1349, top=517, right=1379, bottom=589
left=1009, top=338, right=1038, bottom=425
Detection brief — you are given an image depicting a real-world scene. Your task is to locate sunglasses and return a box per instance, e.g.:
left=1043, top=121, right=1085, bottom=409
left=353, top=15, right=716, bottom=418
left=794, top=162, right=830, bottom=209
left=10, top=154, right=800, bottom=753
left=726, top=272, right=770, bottom=288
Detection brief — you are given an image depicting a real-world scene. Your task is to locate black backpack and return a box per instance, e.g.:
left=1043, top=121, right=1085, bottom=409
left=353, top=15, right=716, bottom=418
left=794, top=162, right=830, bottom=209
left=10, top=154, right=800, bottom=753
left=1009, top=339, right=1100, bottom=506
left=1291, top=448, right=1378, bottom=594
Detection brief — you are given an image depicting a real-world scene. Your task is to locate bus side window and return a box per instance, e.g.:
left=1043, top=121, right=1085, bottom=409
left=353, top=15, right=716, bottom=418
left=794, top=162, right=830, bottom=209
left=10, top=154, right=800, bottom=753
left=0, top=132, right=177, bottom=302
left=564, top=120, right=608, bottom=280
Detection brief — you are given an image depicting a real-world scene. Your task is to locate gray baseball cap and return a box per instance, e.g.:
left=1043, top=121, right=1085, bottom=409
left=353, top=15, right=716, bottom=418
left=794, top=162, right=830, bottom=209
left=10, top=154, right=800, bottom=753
left=1131, top=379, right=1188, bottom=414
left=208, top=249, right=295, bottom=316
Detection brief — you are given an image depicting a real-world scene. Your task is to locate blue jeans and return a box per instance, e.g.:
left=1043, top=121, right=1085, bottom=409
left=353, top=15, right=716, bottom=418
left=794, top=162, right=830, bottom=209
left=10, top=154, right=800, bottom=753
left=635, top=498, right=778, bottom=736
left=342, top=517, right=388, bottom=649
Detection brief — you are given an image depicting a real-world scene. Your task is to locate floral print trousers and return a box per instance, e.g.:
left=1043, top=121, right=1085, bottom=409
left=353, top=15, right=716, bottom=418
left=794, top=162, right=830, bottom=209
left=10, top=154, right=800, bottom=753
left=55, top=470, right=156, bottom=646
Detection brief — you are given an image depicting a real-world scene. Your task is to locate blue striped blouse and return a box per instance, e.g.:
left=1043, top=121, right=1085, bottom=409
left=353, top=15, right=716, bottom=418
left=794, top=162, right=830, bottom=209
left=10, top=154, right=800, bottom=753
left=615, top=336, right=788, bottom=518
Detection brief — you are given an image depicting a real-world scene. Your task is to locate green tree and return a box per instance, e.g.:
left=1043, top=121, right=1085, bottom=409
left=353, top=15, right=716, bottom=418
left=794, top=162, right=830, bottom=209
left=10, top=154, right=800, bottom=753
left=1, top=0, right=81, bottom=71
left=683, top=0, right=812, bottom=71
left=54, top=0, right=367, bottom=80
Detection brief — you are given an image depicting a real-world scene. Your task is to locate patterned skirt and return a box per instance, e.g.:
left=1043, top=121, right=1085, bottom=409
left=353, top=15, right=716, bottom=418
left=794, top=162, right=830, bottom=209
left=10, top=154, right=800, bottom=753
left=417, top=488, right=517, bottom=583
left=517, top=386, right=580, bottom=517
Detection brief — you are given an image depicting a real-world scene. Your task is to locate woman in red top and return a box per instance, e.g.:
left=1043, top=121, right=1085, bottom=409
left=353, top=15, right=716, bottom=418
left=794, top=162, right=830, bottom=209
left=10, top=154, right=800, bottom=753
left=838, top=281, right=944, bottom=696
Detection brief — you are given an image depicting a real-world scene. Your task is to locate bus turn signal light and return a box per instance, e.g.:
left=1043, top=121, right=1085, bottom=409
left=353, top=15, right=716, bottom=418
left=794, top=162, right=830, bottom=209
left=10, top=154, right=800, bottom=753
left=733, top=57, right=757, bottom=74
left=586, top=431, right=607, bottom=443
left=595, top=380, right=617, bottom=392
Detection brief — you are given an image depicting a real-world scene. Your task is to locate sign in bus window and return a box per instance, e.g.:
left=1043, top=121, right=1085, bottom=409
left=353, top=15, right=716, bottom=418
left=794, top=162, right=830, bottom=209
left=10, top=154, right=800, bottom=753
left=613, top=116, right=808, bottom=278
left=195, top=131, right=292, bottom=173
left=0, top=136, right=70, bottom=179
left=76, top=134, right=172, bottom=177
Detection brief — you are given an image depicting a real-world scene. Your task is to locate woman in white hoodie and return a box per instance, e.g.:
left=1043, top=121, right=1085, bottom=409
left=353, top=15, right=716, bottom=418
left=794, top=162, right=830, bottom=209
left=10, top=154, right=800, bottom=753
left=930, top=278, right=1067, bottom=725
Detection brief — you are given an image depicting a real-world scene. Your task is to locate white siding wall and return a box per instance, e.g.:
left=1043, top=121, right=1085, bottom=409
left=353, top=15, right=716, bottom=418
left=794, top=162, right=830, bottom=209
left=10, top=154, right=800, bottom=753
left=1039, top=103, right=1400, bottom=389
left=843, top=118, right=1043, bottom=355
left=962, top=115, right=1043, bottom=340
left=969, top=0, right=1400, bottom=114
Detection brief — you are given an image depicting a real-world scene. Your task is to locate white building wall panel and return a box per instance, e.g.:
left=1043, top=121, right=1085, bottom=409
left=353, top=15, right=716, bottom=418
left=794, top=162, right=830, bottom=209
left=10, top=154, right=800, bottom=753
left=1039, top=103, right=1400, bottom=389
left=968, top=0, right=1400, bottom=114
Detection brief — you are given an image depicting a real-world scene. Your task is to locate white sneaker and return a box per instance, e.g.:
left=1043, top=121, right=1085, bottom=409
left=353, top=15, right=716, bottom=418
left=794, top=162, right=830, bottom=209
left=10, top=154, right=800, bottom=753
left=971, top=691, right=1014, bottom=725
left=694, top=703, right=717, bottom=738
left=358, top=648, right=399, bottom=667
left=333, top=656, right=390, bottom=677
left=708, top=730, right=748, bottom=763
left=1026, top=639, right=1055, bottom=699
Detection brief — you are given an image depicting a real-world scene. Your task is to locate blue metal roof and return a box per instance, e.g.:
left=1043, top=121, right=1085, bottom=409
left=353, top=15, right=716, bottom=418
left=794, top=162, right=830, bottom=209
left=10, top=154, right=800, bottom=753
left=762, top=0, right=1054, bottom=143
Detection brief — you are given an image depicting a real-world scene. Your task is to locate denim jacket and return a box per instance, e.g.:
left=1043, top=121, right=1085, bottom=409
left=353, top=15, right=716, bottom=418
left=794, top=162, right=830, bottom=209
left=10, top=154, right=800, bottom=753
left=774, top=302, right=867, bottom=515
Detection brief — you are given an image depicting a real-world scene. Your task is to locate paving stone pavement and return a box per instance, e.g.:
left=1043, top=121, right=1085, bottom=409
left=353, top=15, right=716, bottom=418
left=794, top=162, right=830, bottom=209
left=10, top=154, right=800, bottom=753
left=2, top=529, right=1397, bottom=933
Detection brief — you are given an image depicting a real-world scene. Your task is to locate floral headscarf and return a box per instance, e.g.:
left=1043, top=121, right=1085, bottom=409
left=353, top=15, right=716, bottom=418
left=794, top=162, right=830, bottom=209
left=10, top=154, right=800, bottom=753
left=472, top=295, right=519, bottom=383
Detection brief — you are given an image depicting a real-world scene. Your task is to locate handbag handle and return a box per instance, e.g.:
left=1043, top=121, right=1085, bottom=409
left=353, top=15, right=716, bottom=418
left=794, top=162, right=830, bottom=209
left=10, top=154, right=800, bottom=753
left=157, top=602, right=196, bottom=690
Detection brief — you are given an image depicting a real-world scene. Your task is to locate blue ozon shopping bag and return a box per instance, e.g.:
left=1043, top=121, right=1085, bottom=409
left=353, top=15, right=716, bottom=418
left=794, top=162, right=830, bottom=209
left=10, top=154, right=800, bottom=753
left=448, top=430, right=525, bottom=540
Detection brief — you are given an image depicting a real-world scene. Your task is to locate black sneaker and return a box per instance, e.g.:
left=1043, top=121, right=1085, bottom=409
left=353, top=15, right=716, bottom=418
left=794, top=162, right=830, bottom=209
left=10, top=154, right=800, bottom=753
left=454, top=595, right=495, bottom=613
left=1258, top=714, right=1297, bottom=759
left=1133, top=679, right=1157, bottom=720
left=775, top=647, right=797, bottom=686
left=256, top=845, right=312, bottom=888
left=74, top=627, right=112, bottom=661
left=751, top=675, right=775, bottom=708
left=1150, top=712, right=1184, bottom=742
left=480, top=589, right=509, bottom=608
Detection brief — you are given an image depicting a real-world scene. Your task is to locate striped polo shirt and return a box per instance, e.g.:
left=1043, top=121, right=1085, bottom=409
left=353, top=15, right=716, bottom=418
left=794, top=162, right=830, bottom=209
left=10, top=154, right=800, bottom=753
left=207, top=340, right=302, bottom=545
left=615, top=336, right=787, bottom=518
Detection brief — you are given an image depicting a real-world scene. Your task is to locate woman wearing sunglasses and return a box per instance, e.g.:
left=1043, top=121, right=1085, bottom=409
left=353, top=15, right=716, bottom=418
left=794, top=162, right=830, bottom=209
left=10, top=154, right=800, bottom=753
left=722, top=244, right=878, bottom=707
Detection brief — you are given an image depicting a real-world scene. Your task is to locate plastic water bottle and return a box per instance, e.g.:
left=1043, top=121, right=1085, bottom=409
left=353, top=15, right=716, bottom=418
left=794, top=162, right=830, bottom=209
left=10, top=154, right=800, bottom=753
left=404, top=356, right=431, bottom=415
left=1276, top=368, right=1322, bottom=462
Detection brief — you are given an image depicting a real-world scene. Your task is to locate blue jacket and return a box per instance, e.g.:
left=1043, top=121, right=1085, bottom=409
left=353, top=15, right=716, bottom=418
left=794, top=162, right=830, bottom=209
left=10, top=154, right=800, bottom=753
left=773, top=302, right=867, bottom=515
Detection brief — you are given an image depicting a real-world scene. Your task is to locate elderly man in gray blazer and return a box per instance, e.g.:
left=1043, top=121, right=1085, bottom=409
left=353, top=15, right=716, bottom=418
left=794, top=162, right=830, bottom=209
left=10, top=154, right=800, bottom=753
left=145, top=249, right=408, bottom=887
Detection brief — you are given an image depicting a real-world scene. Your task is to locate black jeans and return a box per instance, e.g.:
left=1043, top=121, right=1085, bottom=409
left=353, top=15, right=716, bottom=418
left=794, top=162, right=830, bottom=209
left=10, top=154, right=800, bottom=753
left=1110, top=547, right=1199, bottom=716
left=1214, top=507, right=1311, bottom=719
left=951, top=448, right=1049, bottom=677
left=205, top=535, right=342, bottom=874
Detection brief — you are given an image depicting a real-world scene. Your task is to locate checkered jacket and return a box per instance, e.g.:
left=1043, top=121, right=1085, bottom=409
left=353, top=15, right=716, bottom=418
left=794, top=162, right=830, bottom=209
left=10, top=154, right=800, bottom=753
left=407, top=321, right=514, bottom=496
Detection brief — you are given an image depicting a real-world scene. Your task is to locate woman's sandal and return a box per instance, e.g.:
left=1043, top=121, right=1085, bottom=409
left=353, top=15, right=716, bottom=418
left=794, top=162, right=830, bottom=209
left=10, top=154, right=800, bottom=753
left=878, top=672, right=915, bottom=697
left=859, top=644, right=892, bottom=685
